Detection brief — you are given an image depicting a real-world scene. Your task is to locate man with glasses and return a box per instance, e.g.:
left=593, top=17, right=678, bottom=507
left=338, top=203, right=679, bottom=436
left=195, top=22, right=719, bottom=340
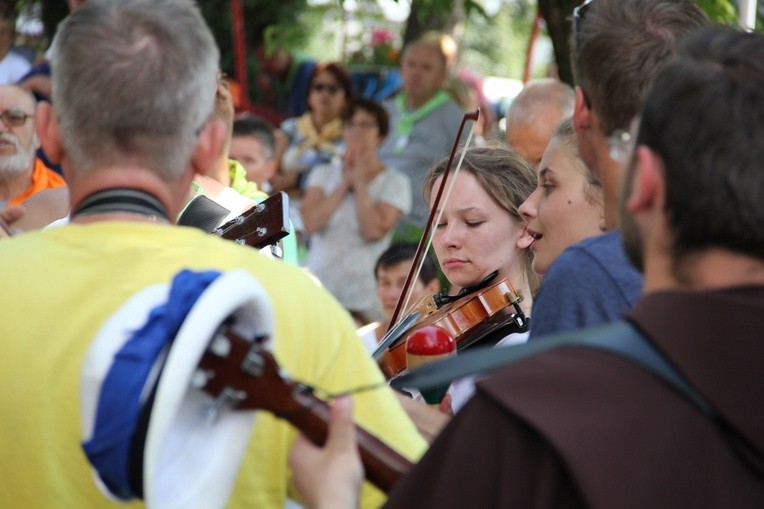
left=528, top=0, right=709, bottom=340
left=0, top=84, right=65, bottom=210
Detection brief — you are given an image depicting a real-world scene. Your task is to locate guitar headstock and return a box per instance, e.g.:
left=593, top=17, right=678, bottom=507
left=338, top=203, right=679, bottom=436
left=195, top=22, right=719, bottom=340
left=213, top=192, right=291, bottom=250
left=193, top=328, right=307, bottom=420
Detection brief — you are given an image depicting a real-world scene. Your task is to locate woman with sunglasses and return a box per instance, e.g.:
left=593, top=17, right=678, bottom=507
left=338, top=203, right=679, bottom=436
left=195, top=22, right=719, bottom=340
left=273, top=62, right=353, bottom=198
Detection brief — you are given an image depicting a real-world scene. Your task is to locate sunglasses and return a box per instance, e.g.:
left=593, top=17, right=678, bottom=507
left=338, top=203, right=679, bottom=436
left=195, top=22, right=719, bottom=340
left=0, top=108, right=33, bottom=128
left=311, top=83, right=342, bottom=94
left=572, top=0, right=595, bottom=62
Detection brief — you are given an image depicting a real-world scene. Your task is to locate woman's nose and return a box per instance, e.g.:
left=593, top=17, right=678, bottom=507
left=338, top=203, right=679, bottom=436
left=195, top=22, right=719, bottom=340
left=519, top=190, right=539, bottom=220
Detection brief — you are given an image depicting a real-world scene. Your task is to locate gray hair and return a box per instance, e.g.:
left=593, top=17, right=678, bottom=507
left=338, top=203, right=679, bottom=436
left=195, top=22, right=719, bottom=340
left=506, top=79, right=574, bottom=126
left=52, top=0, right=220, bottom=180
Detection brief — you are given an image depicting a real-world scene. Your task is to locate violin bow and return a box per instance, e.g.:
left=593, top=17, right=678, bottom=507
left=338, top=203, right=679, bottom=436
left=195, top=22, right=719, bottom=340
left=386, top=109, right=480, bottom=333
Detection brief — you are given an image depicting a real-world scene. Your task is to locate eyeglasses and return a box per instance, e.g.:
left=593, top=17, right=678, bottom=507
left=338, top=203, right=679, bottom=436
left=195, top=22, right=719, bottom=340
left=343, top=120, right=377, bottom=131
left=607, top=129, right=633, bottom=163
left=311, top=83, right=342, bottom=94
left=0, top=108, right=34, bottom=128
left=572, top=0, right=595, bottom=62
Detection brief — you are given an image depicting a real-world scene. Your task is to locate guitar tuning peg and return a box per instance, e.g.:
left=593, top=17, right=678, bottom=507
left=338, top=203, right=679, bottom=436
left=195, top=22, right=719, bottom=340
left=212, top=228, right=223, bottom=236
left=254, top=203, right=265, bottom=213
left=190, top=368, right=213, bottom=389
left=234, top=216, right=245, bottom=225
left=256, top=227, right=267, bottom=237
left=203, top=386, right=247, bottom=424
left=208, top=333, right=231, bottom=357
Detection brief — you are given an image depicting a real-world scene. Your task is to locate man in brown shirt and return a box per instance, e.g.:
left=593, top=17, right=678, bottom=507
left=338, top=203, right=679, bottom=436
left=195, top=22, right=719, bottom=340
left=290, top=27, right=764, bottom=509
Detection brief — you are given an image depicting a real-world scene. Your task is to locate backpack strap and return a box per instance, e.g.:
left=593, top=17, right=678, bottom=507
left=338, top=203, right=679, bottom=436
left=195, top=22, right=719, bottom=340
left=391, top=320, right=712, bottom=417
left=393, top=319, right=764, bottom=479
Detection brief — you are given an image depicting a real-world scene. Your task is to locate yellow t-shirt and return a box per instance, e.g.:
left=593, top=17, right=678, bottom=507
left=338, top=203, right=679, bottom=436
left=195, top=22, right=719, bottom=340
left=0, top=222, right=425, bottom=508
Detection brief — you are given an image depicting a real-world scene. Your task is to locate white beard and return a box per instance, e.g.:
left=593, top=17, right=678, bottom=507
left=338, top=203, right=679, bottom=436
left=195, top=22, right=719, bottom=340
left=0, top=132, right=36, bottom=180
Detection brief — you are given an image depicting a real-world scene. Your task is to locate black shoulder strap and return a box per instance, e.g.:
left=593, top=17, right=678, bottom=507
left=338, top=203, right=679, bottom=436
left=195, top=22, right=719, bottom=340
left=391, top=320, right=713, bottom=418
left=393, top=320, right=764, bottom=479
left=177, top=195, right=230, bottom=233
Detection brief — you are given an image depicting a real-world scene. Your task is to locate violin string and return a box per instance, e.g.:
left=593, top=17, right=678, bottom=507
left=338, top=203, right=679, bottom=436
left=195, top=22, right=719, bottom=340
left=400, top=120, right=478, bottom=313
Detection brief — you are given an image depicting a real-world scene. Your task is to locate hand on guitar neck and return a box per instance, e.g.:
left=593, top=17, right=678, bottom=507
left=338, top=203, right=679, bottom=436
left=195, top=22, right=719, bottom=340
left=196, top=329, right=412, bottom=494
left=289, top=396, right=363, bottom=509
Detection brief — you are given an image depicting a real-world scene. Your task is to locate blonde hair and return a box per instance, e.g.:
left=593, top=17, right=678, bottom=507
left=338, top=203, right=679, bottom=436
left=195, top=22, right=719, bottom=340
left=424, top=142, right=541, bottom=294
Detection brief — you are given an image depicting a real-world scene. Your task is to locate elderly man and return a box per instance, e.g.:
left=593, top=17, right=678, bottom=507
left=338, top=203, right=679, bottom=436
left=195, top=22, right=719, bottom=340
left=504, top=78, right=574, bottom=167
left=378, top=32, right=465, bottom=235
left=0, top=84, right=65, bottom=209
left=291, top=27, right=764, bottom=508
left=0, top=1, right=425, bottom=508
left=528, top=0, right=709, bottom=339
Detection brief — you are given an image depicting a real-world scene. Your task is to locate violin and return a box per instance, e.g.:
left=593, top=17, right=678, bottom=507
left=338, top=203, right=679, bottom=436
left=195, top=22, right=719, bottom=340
left=374, top=273, right=528, bottom=379
left=375, top=108, right=529, bottom=379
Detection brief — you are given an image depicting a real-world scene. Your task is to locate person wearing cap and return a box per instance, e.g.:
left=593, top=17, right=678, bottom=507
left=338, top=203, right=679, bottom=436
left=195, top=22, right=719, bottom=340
left=0, top=1, right=425, bottom=508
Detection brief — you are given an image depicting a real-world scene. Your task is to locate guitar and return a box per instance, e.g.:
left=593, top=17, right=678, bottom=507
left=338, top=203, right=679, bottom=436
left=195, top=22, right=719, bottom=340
left=212, top=192, right=291, bottom=252
left=195, top=325, right=412, bottom=493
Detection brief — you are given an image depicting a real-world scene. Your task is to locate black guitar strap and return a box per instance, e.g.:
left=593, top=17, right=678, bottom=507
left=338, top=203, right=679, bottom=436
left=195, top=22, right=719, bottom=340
left=391, top=320, right=764, bottom=479
left=177, top=194, right=230, bottom=233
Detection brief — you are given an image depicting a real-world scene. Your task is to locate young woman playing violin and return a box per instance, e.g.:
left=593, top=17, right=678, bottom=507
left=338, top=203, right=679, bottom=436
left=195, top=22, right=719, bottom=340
left=393, top=142, right=538, bottom=433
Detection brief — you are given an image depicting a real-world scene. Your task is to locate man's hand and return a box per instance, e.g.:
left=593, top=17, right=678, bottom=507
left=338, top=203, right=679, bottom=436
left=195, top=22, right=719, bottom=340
left=288, top=395, right=363, bottom=509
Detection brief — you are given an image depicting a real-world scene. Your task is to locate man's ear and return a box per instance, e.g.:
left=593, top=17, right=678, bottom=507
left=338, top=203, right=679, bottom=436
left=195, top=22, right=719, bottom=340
left=35, top=102, right=63, bottom=164
left=625, top=146, right=662, bottom=215
left=264, top=158, right=278, bottom=182
left=190, top=119, right=227, bottom=176
left=573, top=86, right=592, bottom=133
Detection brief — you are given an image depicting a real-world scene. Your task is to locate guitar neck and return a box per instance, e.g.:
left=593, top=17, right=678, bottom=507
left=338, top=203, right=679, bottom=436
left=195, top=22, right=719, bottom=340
left=286, top=384, right=412, bottom=492
left=197, top=331, right=412, bottom=493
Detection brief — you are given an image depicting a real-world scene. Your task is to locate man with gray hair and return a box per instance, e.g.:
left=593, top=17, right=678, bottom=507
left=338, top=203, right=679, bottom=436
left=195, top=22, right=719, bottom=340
left=0, top=84, right=65, bottom=209
left=0, top=1, right=425, bottom=508
left=505, top=78, right=574, bottom=167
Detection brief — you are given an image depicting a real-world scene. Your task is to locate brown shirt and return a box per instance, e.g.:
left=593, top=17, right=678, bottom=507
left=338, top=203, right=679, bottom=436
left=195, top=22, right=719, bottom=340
left=385, top=287, right=764, bottom=508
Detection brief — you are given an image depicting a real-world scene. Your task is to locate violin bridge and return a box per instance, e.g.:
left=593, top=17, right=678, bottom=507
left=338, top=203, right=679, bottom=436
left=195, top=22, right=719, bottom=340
left=410, top=294, right=439, bottom=316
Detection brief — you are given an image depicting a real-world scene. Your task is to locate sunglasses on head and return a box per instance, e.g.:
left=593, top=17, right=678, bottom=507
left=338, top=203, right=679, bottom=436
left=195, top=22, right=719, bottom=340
left=572, top=0, right=595, bottom=61
left=311, top=83, right=342, bottom=94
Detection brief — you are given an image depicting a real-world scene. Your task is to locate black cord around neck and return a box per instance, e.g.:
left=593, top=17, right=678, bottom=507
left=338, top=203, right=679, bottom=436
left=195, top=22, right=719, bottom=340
left=72, top=188, right=170, bottom=223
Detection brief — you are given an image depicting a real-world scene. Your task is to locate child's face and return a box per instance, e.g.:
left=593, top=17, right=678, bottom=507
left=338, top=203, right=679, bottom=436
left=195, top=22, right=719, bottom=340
left=229, top=135, right=275, bottom=187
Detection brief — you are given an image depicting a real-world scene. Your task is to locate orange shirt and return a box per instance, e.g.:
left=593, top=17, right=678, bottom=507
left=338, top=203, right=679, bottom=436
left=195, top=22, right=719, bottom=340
left=7, top=158, right=66, bottom=208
